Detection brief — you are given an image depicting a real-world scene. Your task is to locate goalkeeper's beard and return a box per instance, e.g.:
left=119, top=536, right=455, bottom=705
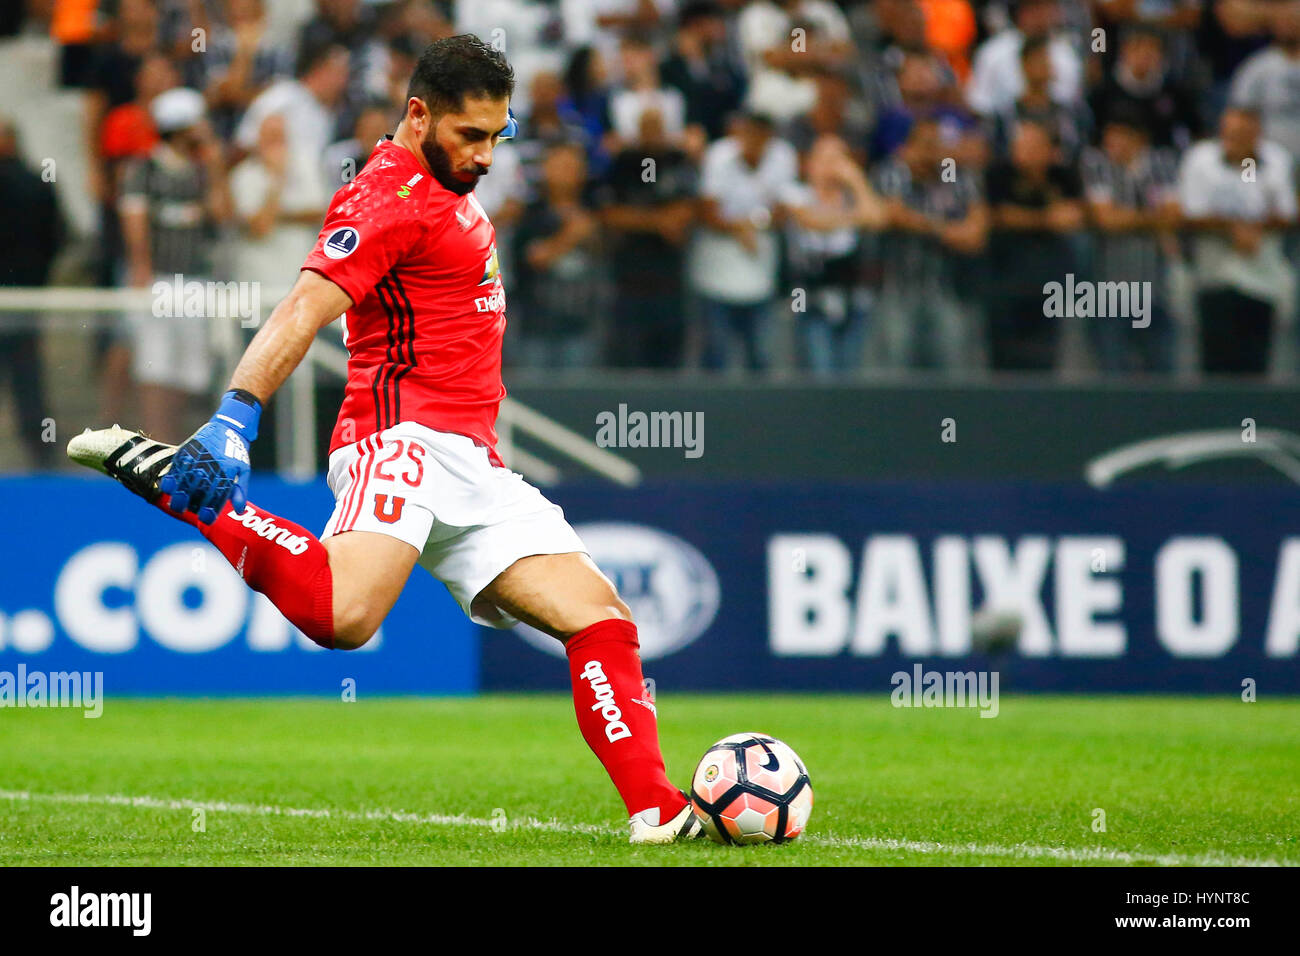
left=421, top=133, right=487, bottom=196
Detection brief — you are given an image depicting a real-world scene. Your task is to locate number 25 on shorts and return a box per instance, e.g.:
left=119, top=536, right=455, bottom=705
left=371, top=439, right=422, bottom=523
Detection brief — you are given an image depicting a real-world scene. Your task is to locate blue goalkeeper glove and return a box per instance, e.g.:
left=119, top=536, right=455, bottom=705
left=160, top=389, right=262, bottom=524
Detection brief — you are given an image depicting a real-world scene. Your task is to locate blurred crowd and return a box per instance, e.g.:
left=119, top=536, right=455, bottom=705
left=5, top=0, right=1300, bottom=412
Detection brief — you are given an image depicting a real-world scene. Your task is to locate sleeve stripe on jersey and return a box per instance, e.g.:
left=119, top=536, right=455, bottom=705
left=375, top=275, right=397, bottom=431
left=379, top=280, right=400, bottom=428
left=388, top=272, right=417, bottom=366
left=372, top=270, right=416, bottom=432
left=371, top=339, right=394, bottom=433
left=386, top=271, right=417, bottom=427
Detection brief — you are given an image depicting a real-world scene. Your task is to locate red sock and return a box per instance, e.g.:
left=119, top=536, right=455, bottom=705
left=158, top=495, right=335, bottom=648
left=566, top=619, right=685, bottom=821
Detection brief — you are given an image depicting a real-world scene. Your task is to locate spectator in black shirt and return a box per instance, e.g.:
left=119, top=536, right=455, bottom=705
left=1081, top=109, right=1182, bottom=373
left=787, top=71, right=873, bottom=166
left=0, top=1, right=19, bottom=37
left=298, top=0, right=380, bottom=64
left=1197, top=0, right=1275, bottom=120
left=560, top=46, right=616, bottom=179
left=517, top=70, right=593, bottom=198
left=0, top=118, right=64, bottom=469
left=597, top=108, right=698, bottom=368
left=84, top=0, right=164, bottom=265
left=1094, top=0, right=1202, bottom=82
left=660, top=1, right=746, bottom=141
left=511, top=142, right=604, bottom=369
left=988, top=34, right=1091, bottom=163
left=1088, top=25, right=1201, bottom=151
left=985, top=117, right=1086, bottom=370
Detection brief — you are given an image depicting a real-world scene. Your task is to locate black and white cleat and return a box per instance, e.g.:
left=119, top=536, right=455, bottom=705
left=67, top=425, right=176, bottom=504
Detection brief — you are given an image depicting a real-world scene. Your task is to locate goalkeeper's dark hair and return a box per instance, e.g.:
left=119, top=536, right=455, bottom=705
left=407, top=34, right=515, bottom=117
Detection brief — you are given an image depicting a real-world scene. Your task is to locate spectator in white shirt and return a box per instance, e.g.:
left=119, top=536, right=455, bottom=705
left=737, top=0, right=854, bottom=123
left=1229, top=1, right=1300, bottom=163
left=608, top=36, right=702, bottom=156
left=690, top=111, right=799, bottom=370
left=233, top=39, right=351, bottom=217
left=1177, top=107, right=1298, bottom=374
left=231, top=112, right=326, bottom=298
left=967, top=0, right=1082, bottom=116
left=778, top=133, right=885, bottom=376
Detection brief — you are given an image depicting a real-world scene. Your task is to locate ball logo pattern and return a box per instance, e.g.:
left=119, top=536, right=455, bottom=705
left=689, top=732, right=813, bottom=845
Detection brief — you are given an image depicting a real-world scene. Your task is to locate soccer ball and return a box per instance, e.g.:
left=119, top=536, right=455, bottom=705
left=689, top=732, right=813, bottom=844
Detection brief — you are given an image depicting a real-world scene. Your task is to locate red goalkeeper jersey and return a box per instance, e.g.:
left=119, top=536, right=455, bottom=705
left=302, top=139, right=507, bottom=463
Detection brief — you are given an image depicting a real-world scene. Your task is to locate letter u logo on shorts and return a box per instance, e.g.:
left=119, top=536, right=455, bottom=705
left=373, top=494, right=405, bottom=524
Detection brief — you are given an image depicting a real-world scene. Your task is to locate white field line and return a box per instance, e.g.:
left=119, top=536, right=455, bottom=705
left=0, top=789, right=1286, bottom=866
left=0, top=789, right=609, bottom=837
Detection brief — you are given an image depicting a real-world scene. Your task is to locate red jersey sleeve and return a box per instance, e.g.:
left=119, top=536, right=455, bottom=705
left=300, top=178, right=427, bottom=307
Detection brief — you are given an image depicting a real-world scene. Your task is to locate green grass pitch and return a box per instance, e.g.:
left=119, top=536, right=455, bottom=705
left=1, top=694, right=1296, bottom=866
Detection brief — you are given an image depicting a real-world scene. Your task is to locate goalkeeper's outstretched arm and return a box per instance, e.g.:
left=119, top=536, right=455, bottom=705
left=155, top=269, right=354, bottom=522
left=227, top=269, right=354, bottom=405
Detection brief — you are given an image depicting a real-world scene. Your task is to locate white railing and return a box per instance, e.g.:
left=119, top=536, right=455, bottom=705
left=0, top=286, right=641, bottom=486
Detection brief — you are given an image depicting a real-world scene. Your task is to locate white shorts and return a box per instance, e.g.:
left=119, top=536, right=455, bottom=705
left=320, top=421, right=587, bottom=627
